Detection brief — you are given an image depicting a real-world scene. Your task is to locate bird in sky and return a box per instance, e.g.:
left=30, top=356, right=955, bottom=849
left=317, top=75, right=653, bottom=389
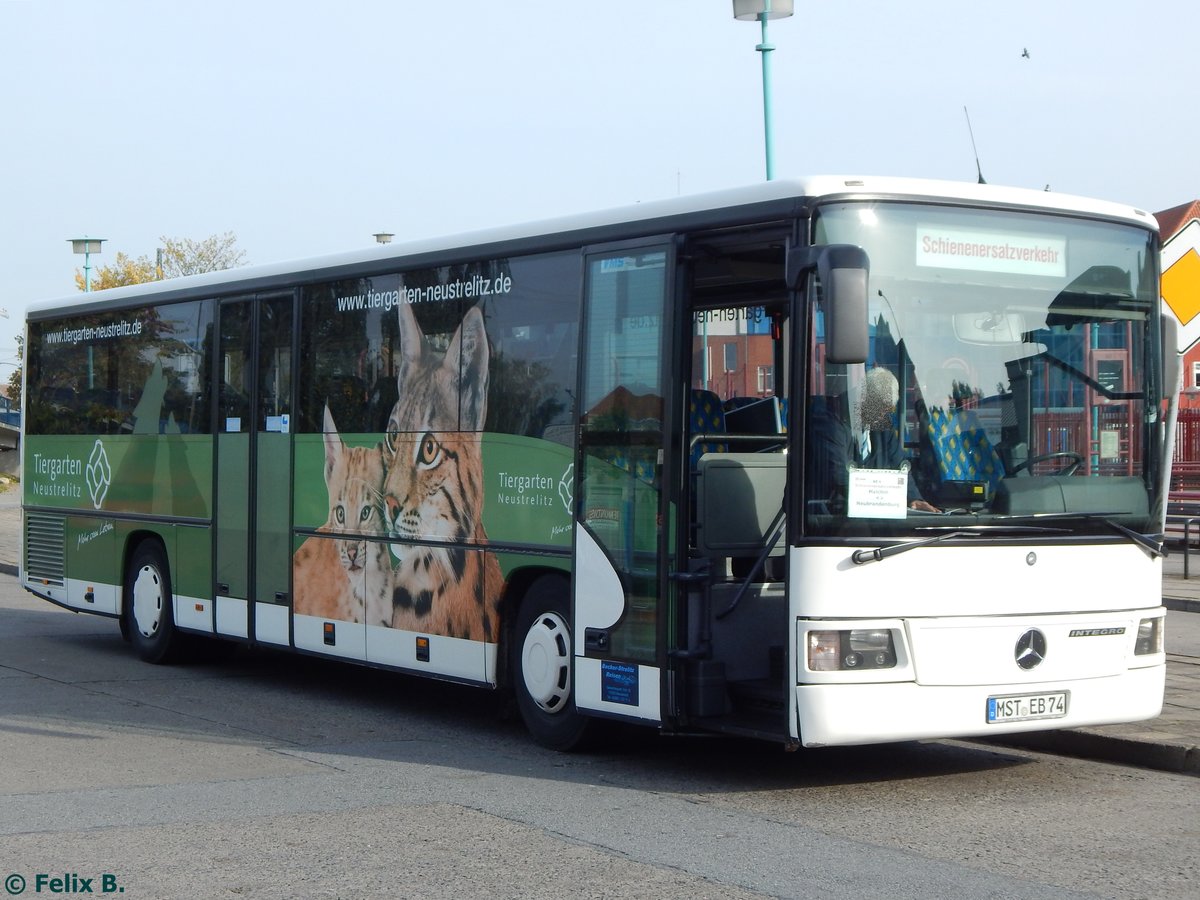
left=1021, top=48, right=1031, bottom=59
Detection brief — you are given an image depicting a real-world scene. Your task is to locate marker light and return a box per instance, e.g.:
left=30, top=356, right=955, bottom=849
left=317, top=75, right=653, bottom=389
left=808, top=631, right=841, bottom=671
left=1134, top=617, right=1164, bottom=655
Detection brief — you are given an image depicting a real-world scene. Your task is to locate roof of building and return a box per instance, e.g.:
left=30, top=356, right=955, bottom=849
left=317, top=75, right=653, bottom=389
left=1156, top=200, right=1200, bottom=241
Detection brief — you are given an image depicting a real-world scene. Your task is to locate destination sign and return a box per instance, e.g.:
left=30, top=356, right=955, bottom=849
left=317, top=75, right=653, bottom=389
left=916, top=225, right=1066, bottom=277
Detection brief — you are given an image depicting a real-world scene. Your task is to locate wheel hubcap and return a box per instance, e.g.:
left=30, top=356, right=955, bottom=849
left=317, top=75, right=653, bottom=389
left=131, top=564, right=163, bottom=639
left=521, top=611, right=571, bottom=714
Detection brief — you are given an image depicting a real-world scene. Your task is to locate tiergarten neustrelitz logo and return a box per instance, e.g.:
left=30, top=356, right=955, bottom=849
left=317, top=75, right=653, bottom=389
left=86, top=439, right=111, bottom=510
left=558, top=463, right=574, bottom=514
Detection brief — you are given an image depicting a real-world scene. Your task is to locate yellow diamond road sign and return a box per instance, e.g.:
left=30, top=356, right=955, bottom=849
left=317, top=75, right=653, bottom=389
left=1163, top=247, right=1200, bottom=326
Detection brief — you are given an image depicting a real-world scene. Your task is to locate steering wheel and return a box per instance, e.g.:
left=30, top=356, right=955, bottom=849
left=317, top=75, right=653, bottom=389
left=1008, top=451, right=1084, bottom=477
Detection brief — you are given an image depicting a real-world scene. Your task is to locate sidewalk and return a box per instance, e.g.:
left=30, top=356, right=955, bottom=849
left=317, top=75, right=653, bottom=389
left=1014, top=551, right=1198, bottom=775
left=0, top=482, right=1195, bottom=774
left=0, top=480, right=18, bottom=579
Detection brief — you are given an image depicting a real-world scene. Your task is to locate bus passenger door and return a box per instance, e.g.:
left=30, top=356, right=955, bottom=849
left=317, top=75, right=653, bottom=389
left=574, top=242, right=676, bottom=724
left=213, top=293, right=295, bottom=647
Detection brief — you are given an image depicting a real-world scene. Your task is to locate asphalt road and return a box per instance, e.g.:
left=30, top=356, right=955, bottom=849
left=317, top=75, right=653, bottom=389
left=1, top=576, right=1196, bottom=900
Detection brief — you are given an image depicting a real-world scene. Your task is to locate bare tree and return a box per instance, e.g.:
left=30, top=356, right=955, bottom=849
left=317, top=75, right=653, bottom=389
left=159, top=232, right=247, bottom=277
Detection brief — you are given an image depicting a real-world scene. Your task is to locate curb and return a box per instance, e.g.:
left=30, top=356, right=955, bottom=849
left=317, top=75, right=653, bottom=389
left=985, top=730, right=1200, bottom=776
left=1163, top=597, right=1200, bottom=614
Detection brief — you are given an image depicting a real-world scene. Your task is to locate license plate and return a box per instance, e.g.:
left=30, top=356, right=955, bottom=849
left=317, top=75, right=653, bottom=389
left=986, top=691, right=1068, bottom=724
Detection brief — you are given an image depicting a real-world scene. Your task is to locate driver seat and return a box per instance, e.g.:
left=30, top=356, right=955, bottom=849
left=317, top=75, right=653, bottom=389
left=926, top=405, right=1006, bottom=497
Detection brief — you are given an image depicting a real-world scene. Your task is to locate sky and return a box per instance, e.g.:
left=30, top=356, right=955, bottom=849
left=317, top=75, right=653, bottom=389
left=1, top=0, right=1197, bottom=367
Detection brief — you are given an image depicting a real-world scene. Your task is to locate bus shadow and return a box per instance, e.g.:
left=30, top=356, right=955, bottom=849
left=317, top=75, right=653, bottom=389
left=4, top=611, right=1035, bottom=794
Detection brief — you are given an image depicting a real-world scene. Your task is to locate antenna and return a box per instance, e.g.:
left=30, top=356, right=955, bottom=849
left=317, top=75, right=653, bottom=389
left=963, top=106, right=987, bottom=184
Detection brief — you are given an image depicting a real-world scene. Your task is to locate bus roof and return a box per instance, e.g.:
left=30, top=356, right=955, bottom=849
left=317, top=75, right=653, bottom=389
left=26, top=175, right=1158, bottom=319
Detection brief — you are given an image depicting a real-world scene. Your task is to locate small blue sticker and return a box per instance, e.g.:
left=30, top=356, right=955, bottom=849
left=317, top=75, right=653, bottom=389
left=601, top=660, right=639, bottom=706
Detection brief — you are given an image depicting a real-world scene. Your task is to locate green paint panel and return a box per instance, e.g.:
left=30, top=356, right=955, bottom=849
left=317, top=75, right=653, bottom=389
left=216, top=432, right=250, bottom=598
left=24, top=434, right=212, bottom=517
left=175, top=525, right=212, bottom=600
left=481, top=434, right=574, bottom=549
left=256, top=432, right=293, bottom=605
left=493, top=550, right=570, bottom=582
left=67, top=516, right=120, bottom=588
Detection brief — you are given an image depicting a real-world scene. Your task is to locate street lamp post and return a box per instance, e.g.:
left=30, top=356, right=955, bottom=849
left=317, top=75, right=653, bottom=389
left=373, top=233, right=394, bottom=245
left=69, top=237, right=106, bottom=292
left=732, top=1, right=794, bottom=181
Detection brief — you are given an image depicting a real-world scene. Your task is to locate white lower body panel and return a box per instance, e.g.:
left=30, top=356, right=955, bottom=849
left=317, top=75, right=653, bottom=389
left=176, top=594, right=213, bottom=632
left=64, top=576, right=120, bottom=615
left=796, top=663, right=1165, bottom=747
left=366, top=624, right=493, bottom=684
left=215, top=596, right=248, bottom=638
left=575, top=657, right=662, bottom=722
left=292, top=613, right=495, bottom=684
left=254, top=602, right=290, bottom=645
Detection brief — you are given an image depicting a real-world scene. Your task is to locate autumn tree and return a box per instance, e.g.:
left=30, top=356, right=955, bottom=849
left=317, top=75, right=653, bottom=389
left=5, top=336, right=21, bottom=412
left=74, top=252, right=157, bottom=291
left=159, top=232, right=246, bottom=277
left=75, top=232, right=248, bottom=289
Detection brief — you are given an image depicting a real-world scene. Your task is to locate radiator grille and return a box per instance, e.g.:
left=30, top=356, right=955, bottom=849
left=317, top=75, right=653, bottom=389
left=24, top=512, right=66, bottom=585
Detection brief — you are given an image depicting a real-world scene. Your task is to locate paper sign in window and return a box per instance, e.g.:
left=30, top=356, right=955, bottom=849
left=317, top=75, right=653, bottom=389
left=848, top=468, right=908, bottom=519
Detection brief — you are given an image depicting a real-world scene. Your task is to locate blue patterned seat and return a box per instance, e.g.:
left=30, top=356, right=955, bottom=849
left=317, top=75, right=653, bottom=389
left=689, top=389, right=728, bottom=466
left=926, top=405, right=1005, bottom=496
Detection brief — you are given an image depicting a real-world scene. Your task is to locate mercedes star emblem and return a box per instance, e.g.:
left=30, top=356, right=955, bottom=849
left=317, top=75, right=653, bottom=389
left=1015, top=629, right=1047, bottom=670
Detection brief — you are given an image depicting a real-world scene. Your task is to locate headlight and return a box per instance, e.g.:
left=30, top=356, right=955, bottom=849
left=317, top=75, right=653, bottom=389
left=1134, top=617, right=1164, bottom=655
left=808, top=629, right=897, bottom=671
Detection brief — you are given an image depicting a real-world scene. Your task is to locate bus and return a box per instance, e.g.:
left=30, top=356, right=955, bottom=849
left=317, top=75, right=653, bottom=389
left=21, top=176, right=1172, bottom=750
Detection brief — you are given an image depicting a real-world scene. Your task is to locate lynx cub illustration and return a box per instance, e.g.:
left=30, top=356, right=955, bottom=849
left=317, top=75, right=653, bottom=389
left=382, top=302, right=503, bottom=642
left=293, top=405, right=391, bottom=624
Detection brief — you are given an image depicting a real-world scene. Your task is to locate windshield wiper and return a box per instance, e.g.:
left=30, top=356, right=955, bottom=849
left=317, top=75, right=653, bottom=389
left=1102, top=518, right=1162, bottom=558
left=988, top=511, right=1162, bottom=559
left=850, top=524, right=1065, bottom=566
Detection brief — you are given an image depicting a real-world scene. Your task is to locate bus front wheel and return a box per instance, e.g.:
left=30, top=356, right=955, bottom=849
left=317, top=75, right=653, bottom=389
left=511, top=578, right=593, bottom=751
left=123, top=542, right=180, bottom=664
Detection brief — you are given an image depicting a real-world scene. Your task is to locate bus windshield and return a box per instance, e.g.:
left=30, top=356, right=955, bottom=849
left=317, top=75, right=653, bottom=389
left=805, top=201, right=1161, bottom=537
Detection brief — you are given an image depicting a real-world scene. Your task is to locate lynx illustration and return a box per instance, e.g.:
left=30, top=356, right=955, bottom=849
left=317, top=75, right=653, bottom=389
left=292, top=303, right=503, bottom=643
left=292, top=405, right=391, bottom=625
left=381, top=302, right=503, bottom=642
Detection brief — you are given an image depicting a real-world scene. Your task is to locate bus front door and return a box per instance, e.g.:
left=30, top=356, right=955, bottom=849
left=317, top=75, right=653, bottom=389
left=213, top=293, right=295, bottom=646
left=574, top=242, right=676, bottom=726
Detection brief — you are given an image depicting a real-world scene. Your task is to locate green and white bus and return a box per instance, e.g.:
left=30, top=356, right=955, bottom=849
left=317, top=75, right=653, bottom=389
left=22, top=176, right=1172, bottom=750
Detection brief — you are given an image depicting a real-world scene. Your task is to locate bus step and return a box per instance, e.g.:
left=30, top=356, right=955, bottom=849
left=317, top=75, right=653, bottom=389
left=727, top=678, right=786, bottom=714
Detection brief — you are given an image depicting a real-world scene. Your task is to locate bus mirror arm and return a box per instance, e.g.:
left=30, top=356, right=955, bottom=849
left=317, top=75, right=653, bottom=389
left=1161, top=313, right=1181, bottom=402
left=786, top=244, right=870, bottom=364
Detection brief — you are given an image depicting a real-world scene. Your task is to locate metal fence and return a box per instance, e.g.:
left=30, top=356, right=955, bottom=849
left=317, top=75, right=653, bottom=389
left=1173, top=409, right=1200, bottom=491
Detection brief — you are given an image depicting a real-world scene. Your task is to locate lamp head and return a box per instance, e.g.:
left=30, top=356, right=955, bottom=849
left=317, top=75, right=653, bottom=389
left=733, top=0, right=795, bottom=20
left=69, top=238, right=106, bottom=255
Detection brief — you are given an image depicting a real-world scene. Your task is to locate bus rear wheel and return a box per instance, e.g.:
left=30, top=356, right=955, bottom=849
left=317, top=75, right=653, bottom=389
left=123, top=542, right=180, bottom=664
left=511, top=578, right=594, bottom=751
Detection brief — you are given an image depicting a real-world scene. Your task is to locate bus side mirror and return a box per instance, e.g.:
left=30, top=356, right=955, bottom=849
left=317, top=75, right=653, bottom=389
left=818, top=245, right=870, bottom=364
left=786, top=243, right=870, bottom=364
left=1162, top=313, right=1181, bottom=401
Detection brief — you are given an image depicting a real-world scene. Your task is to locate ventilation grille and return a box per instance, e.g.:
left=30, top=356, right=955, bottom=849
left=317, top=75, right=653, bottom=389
left=24, top=512, right=66, bottom=586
